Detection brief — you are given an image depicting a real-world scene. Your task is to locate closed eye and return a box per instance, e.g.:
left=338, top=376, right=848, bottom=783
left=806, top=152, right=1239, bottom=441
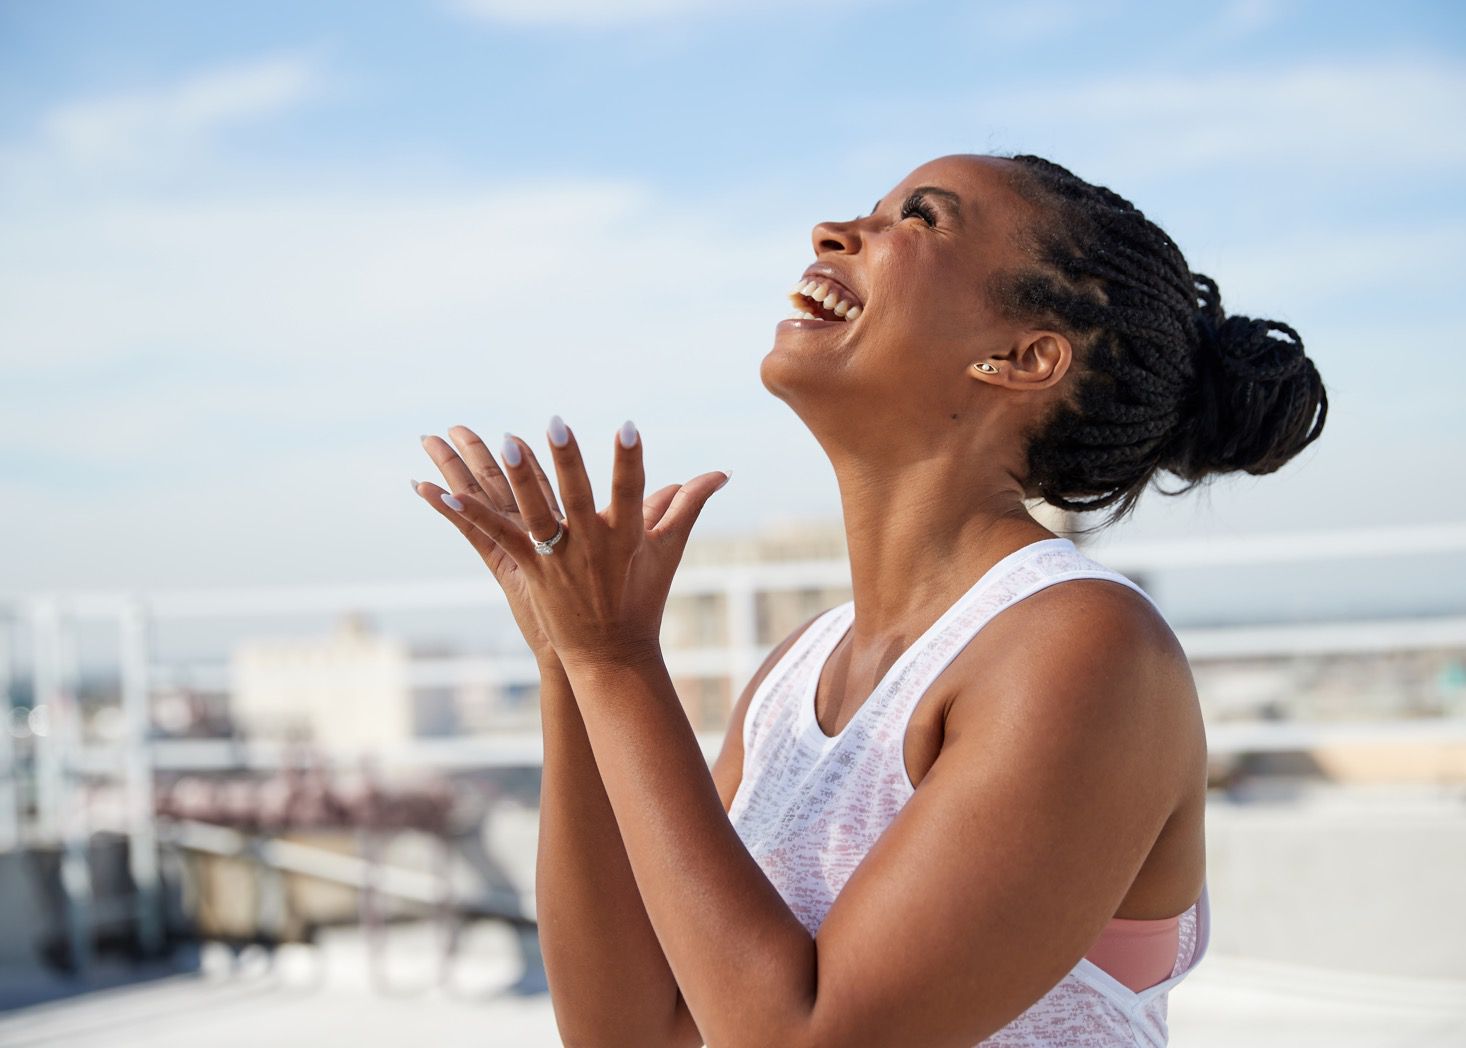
left=900, top=191, right=939, bottom=227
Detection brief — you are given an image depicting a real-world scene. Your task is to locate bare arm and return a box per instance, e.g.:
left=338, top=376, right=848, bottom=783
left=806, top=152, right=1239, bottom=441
left=539, top=617, right=820, bottom=1048
left=415, top=425, right=696, bottom=1043
left=664, top=613, right=822, bottom=1046
left=536, top=655, right=686, bottom=1046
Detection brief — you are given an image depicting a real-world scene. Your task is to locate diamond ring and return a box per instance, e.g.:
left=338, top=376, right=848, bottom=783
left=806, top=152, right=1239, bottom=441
left=531, top=519, right=565, bottom=556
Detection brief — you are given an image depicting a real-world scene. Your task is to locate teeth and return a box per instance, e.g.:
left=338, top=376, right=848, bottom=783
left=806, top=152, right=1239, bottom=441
left=787, top=276, right=864, bottom=322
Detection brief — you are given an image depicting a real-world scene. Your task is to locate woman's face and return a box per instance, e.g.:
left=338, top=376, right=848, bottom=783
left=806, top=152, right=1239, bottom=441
left=763, top=154, right=1051, bottom=417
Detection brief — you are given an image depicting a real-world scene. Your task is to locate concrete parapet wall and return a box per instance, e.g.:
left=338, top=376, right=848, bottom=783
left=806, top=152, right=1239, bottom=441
left=1203, top=784, right=1466, bottom=979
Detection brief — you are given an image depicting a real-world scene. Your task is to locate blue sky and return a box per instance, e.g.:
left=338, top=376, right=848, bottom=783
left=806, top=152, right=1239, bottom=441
left=1, top=0, right=1464, bottom=603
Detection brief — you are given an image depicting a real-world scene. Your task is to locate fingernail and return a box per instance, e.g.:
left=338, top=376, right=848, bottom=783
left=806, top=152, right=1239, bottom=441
left=716, top=471, right=732, bottom=490
left=501, top=434, right=522, bottom=467
left=548, top=415, right=569, bottom=448
left=618, top=420, right=639, bottom=449
left=441, top=493, right=464, bottom=511
left=410, top=478, right=421, bottom=493
left=419, top=434, right=432, bottom=444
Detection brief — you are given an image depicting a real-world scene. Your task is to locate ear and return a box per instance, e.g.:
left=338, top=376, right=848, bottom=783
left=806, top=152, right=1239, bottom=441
left=972, top=329, right=1072, bottom=389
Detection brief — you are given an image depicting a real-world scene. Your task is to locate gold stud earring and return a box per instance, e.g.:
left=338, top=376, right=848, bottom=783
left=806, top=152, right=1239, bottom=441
left=974, top=362, right=998, bottom=374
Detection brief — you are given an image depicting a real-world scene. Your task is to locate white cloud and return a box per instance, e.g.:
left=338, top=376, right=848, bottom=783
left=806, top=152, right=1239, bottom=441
left=963, top=0, right=1118, bottom=44
left=446, top=0, right=883, bottom=27
left=1188, top=222, right=1466, bottom=313
left=1211, top=0, right=1286, bottom=40
left=1, top=53, right=319, bottom=182
left=2, top=46, right=1457, bottom=594
left=0, top=50, right=822, bottom=592
left=0, top=173, right=800, bottom=482
left=981, top=57, right=1466, bottom=181
left=0, top=177, right=791, bottom=375
left=0, top=166, right=817, bottom=591
left=448, top=0, right=731, bottom=26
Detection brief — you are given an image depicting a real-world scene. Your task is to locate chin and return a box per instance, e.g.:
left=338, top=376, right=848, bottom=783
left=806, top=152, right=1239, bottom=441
left=759, top=333, right=859, bottom=410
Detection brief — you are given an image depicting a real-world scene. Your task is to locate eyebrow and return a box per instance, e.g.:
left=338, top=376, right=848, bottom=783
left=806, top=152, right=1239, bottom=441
left=867, top=185, right=965, bottom=222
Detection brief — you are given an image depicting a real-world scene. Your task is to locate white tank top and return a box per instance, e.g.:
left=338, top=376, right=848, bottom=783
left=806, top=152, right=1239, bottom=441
left=728, top=536, right=1211, bottom=1047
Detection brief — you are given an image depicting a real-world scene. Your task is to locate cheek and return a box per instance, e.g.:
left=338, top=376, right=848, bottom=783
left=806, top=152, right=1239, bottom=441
left=873, top=248, right=942, bottom=322
left=869, top=239, right=987, bottom=344
left=886, top=276, right=983, bottom=344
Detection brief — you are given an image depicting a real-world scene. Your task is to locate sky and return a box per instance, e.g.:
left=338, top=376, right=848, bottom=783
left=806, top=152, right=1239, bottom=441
left=1, top=0, right=1464, bottom=614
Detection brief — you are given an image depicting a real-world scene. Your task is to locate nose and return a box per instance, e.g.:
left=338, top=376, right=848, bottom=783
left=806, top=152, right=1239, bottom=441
left=811, top=217, right=860, bottom=255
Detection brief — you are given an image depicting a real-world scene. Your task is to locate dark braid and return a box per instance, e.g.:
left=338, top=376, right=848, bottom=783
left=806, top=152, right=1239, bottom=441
left=990, top=154, right=1329, bottom=535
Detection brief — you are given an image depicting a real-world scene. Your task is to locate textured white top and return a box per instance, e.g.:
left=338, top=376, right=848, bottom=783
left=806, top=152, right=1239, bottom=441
left=728, top=536, right=1211, bottom=1047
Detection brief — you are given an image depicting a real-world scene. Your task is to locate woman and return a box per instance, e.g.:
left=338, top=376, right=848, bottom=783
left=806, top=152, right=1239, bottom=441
left=412, top=153, right=1327, bottom=1047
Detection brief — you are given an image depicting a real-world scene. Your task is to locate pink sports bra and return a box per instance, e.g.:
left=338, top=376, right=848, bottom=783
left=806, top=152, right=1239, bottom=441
left=1084, top=912, right=1183, bottom=992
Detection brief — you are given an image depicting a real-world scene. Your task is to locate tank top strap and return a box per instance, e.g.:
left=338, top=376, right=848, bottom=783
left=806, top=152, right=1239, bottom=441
left=874, top=539, right=1165, bottom=746
left=739, top=537, right=1165, bottom=769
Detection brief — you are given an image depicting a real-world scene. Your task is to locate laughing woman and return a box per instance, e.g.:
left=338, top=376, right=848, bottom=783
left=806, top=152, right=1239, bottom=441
left=413, top=153, right=1326, bottom=1047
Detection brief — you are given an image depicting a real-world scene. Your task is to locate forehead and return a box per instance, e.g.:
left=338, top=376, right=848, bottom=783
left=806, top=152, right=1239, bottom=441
left=890, top=154, right=1034, bottom=226
left=903, top=153, right=1009, bottom=186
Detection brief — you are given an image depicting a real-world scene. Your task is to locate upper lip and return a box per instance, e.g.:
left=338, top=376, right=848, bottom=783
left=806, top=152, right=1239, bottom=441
left=797, top=264, right=864, bottom=309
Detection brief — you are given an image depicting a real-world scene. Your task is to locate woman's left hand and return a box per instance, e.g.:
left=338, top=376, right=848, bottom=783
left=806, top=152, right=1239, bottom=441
left=438, top=417, right=730, bottom=670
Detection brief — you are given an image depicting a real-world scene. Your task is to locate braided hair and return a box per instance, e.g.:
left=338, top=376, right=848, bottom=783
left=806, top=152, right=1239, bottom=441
left=989, top=154, right=1328, bottom=535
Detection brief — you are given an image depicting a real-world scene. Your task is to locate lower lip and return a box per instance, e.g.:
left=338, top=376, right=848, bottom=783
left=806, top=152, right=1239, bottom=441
left=777, top=317, right=847, bottom=330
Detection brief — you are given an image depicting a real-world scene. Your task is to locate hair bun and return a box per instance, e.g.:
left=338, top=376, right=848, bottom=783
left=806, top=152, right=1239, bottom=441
left=1163, top=273, right=1328, bottom=481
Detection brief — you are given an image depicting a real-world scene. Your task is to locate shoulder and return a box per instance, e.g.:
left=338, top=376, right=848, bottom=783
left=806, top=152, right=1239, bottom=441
left=983, top=570, right=1187, bottom=682
left=945, top=573, right=1200, bottom=792
left=709, top=609, right=828, bottom=812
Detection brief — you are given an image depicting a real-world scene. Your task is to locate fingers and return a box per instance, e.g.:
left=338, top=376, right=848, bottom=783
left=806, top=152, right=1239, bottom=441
left=607, top=420, right=645, bottom=541
left=411, top=477, right=501, bottom=561
left=498, top=433, right=562, bottom=550
left=432, top=478, right=535, bottom=564
left=525, top=447, right=566, bottom=521
left=449, top=423, right=564, bottom=521
left=425, top=433, right=492, bottom=507
left=541, top=415, right=596, bottom=530
left=649, top=470, right=730, bottom=552
left=442, top=426, right=516, bottom=512
left=643, top=483, right=682, bottom=531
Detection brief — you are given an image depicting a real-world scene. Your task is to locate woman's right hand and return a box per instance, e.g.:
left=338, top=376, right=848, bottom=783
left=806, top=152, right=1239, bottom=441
left=414, top=423, right=688, bottom=669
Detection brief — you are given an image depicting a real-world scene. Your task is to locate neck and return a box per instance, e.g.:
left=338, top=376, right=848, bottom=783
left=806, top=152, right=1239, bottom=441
left=828, top=449, right=1057, bottom=652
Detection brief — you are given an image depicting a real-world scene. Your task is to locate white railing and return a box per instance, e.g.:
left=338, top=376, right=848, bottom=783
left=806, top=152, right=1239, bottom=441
left=1, top=520, right=1464, bottom=970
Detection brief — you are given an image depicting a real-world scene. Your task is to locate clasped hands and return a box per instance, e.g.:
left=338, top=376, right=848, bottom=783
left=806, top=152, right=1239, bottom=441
left=413, top=418, right=730, bottom=673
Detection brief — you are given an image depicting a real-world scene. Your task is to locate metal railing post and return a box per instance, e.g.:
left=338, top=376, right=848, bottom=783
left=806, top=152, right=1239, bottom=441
left=120, top=599, right=164, bottom=955
left=0, top=611, right=18, bottom=852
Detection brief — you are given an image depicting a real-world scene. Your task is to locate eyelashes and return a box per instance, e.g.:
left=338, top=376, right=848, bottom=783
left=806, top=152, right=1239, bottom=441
left=899, top=191, right=938, bottom=227
left=851, top=190, right=940, bottom=226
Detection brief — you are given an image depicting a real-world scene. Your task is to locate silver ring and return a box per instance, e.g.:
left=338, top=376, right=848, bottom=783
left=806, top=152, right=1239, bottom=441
left=531, top=519, right=565, bottom=556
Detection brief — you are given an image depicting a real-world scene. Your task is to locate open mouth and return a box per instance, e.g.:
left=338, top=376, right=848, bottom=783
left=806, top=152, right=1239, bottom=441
left=786, top=278, right=863, bottom=323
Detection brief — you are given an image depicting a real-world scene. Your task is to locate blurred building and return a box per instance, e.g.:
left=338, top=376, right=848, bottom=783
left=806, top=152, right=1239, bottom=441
left=230, top=613, right=412, bottom=748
